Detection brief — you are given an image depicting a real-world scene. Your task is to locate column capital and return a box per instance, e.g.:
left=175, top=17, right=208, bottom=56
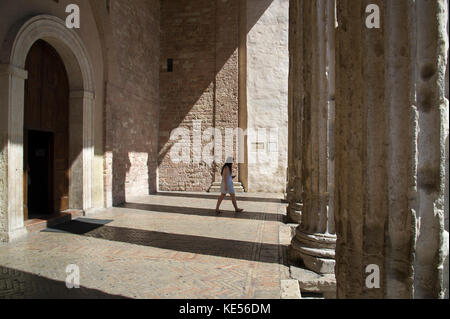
left=0, top=64, right=28, bottom=80
left=70, top=90, right=95, bottom=100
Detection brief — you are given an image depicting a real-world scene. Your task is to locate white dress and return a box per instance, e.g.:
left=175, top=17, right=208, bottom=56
left=220, top=168, right=235, bottom=195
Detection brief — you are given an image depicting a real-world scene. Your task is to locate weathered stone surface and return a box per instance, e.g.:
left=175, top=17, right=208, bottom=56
left=103, top=0, right=160, bottom=206
left=289, top=0, right=336, bottom=276
left=286, top=0, right=449, bottom=298
left=290, top=266, right=336, bottom=295
left=298, top=254, right=335, bottom=275
left=281, top=279, right=302, bottom=299
left=333, top=0, right=448, bottom=298
left=286, top=0, right=304, bottom=224
left=279, top=224, right=295, bottom=246
left=443, top=230, right=449, bottom=297
left=287, top=202, right=302, bottom=224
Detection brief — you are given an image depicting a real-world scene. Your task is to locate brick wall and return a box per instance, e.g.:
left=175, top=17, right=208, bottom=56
left=158, top=0, right=239, bottom=191
left=104, top=0, right=160, bottom=205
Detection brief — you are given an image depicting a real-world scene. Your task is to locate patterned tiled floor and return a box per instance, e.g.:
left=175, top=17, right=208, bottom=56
left=0, top=192, right=290, bottom=299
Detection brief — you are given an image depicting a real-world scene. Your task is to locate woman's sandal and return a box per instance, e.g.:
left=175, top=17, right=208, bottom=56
left=215, top=210, right=222, bottom=214
left=235, top=208, right=244, bottom=213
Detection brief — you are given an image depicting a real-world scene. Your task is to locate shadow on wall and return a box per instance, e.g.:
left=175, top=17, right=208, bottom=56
left=90, top=0, right=160, bottom=206
left=158, top=0, right=275, bottom=192
left=91, top=0, right=276, bottom=204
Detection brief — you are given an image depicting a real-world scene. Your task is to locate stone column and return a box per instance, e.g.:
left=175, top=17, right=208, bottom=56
left=444, top=11, right=449, bottom=299
left=82, top=92, right=95, bottom=212
left=69, top=90, right=94, bottom=212
left=287, top=0, right=303, bottom=224
left=69, top=91, right=84, bottom=210
left=286, top=0, right=296, bottom=209
left=0, top=64, right=28, bottom=242
left=414, top=0, right=449, bottom=299
left=334, top=0, right=448, bottom=298
left=290, top=0, right=336, bottom=274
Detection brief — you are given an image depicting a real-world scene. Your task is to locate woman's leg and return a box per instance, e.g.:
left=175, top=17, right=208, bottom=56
left=230, top=194, right=243, bottom=212
left=216, top=193, right=226, bottom=212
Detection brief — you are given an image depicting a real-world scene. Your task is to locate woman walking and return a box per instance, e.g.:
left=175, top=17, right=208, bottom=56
left=215, top=158, right=244, bottom=214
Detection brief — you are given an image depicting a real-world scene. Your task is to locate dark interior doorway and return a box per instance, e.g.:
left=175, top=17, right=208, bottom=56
left=26, top=130, right=54, bottom=217
left=24, top=40, right=70, bottom=220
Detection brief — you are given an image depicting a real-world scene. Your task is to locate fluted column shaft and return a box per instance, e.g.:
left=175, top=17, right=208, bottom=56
left=414, top=0, right=449, bottom=299
left=334, top=0, right=448, bottom=298
left=290, top=0, right=337, bottom=275
left=287, top=0, right=304, bottom=224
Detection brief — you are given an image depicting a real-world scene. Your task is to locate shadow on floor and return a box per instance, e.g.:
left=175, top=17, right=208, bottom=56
left=0, top=265, right=128, bottom=299
left=119, top=202, right=284, bottom=223
left=45, top=219, right=284, bottom=264
left=155, top=192, right=288, bottom=204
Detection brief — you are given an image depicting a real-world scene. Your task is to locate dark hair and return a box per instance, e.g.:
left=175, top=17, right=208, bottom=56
left=221, top=163, right=232, bottom=176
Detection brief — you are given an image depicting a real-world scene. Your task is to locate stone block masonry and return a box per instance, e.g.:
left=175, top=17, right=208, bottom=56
left=103, top=0, right=160, bottom=205
left=158, top=0, right=240, bottom=192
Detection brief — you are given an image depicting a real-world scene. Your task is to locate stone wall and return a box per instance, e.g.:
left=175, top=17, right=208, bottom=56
left=102, top=0, right=160, bottom=205
left=158, top=0, right=239, bottom=192
left=245, top=0, right=289, bottom=193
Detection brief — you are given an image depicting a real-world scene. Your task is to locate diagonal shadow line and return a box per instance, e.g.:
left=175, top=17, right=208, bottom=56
left=154, top=192, right=288, bottom=204
left=119, top=202, right=283, bottom=222
left=47, top=220, right=284, bottom=265
left=0, top=265, right=128, bottom=299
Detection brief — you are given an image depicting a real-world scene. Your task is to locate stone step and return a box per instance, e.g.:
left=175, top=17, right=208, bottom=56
left=289, top=265, right=336, bottom=299
left=281, top=279, right=302, bottom=299
left=25, top=210, right=84, bottom=233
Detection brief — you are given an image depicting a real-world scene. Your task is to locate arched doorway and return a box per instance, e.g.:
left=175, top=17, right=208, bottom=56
left=23, top=40, right=69, bottom=219
left=0, top=15, right=96, bottom=242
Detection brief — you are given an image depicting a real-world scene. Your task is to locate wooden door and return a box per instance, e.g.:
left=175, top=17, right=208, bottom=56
left=24, top=40, right=70, bottom=217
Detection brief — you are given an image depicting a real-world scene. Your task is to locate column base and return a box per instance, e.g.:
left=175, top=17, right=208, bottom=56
left=285, top=188, right=295, bottom=202
left=208, top=182, right=245, bottom=193
left=0, top=227, right=28, bottom=243
left=287, top=201, right=303, bottom=224
left=298, top=252, right=335, bottom=274
left=290, top=229, right=336, bottom=274
left=290, top=265, right=336, bottom=298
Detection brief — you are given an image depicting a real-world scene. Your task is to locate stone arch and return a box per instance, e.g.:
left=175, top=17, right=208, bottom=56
left=0, top=15, right=95, bottom=242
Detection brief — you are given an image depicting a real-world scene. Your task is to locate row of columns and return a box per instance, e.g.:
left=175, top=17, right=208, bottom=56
left=286, top=0, right=304, bottom=225
left=288, top=0, right=337, bottom=275
left=287, top=0, right=449, bottom=298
